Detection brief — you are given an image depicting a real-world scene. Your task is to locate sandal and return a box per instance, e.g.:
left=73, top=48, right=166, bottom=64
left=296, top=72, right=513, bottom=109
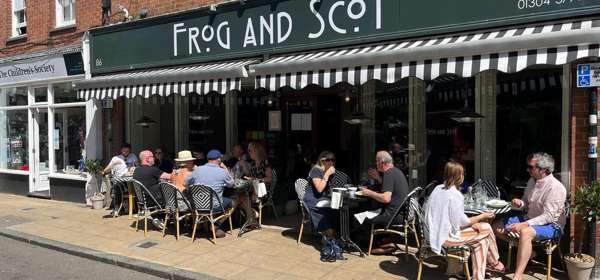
left=487, top=261, right=505, bottom=273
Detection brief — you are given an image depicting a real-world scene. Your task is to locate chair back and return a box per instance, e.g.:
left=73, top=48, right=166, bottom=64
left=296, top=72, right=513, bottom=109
left=130, top=179, right=162, bottom=210
left=413, top=199, right=430, bottom=247
left=187, top=184, right=222, bottom=213
left=159, top=182, right=180, bottom=212
left=385, top=186, right=423, bottom=230
left=294, top=178, right=309, bottom=203
left=111, top=176, right=129, bottom=193
left=479, top=179, right=501, bottom=198
left=329, top=170, right=351, bottom=189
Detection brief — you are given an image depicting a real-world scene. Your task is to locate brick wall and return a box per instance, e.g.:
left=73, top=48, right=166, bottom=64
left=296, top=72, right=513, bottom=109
left=0, top=0, right=226, bottom=59
left=569, top=61, right=600, bottom=262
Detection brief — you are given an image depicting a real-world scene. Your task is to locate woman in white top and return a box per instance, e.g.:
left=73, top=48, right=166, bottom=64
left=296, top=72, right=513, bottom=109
left=423, top=161, right=504, bottom=280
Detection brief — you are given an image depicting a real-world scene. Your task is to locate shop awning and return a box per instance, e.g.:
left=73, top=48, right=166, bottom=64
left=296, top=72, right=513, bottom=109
left=251, top=19, right=600, bottom=91
left=77, top=59, right=256, bottom=100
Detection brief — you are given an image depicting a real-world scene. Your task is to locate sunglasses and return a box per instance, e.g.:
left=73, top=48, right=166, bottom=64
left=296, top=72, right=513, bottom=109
left=322, top=158, right=336, bottom=162
left=527, top=164, right=537, bottom=170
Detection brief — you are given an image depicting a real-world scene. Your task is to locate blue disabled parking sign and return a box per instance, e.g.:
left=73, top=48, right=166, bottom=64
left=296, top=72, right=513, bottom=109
left=577, top=63, right=600, bottom=87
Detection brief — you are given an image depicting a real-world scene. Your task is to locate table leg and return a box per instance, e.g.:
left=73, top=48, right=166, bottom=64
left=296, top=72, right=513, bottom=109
left=340, top=205, right=364, bottom=257
left=237, top=188, right=260, bottom=237
left=128, top=182, right=134, bottom=220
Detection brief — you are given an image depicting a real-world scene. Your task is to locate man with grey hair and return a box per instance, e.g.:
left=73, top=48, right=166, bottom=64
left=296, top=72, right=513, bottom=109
left=493, top=152, right=566, bottom=280
left=361, top=150, right=411, bottom=254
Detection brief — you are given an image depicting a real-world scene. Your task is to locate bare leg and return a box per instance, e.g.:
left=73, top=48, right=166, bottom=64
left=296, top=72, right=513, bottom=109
left=236, top=194, right=257, bottom=224
left=513, top=226, right=536, bottom=280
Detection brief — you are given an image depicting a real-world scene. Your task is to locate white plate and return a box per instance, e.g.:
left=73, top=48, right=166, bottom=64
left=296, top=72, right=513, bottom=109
left=332, top=187, right=347, bottom=191
left=485, top=199, right=509, bottom=208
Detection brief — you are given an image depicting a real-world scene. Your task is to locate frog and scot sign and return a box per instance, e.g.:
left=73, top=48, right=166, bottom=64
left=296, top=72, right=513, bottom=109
left=90, top=0, right=600, bottom=74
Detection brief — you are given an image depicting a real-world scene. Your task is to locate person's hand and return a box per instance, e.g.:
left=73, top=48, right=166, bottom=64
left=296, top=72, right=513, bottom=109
left=507, top=222, right=529, bottom=232
left=367, top=168, right=381, bottom=181
left=512, top=198, right=523, bottom=208
left=471, top=222, right=483, bottom=232
left=361, top=188, right=374, bottom=197
left=478, top=211, right=495, bottom=221
left=324, top=166, right=336, bottom=177
left=219, top=162, right=227, bottom=169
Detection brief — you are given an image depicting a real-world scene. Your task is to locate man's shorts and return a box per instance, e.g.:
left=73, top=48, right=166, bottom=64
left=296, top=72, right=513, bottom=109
left=505, top=216, right=562, bottom=241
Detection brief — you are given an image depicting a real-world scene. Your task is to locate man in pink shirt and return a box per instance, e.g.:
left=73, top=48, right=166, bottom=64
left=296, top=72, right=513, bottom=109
left=493, top=153, right=566, bottom=280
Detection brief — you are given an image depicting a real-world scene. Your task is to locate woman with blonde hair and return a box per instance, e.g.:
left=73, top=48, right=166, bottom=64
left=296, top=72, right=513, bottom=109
left=423, top=161, right=504, bottom=279
left=248, top=142, right=273, bottom=185
left=304, top=151, right=337, bottom=234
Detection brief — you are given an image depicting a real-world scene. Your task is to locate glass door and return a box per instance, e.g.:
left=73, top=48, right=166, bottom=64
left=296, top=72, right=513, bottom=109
left=32, top=108, right=50, bottom=192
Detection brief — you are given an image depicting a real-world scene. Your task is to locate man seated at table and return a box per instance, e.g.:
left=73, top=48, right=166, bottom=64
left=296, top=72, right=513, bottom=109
left=360, top=150, right=411, bottom=254
left=133, top=150, right=172, bottom=205
left=185, top=149, right=236, bottom=238
left=492, top=152, right=566, bottom=280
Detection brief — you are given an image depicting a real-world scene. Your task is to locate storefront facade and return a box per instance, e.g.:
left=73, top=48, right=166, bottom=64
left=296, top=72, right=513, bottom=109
left=0, top=45, right=97, bottom=202
left=76, top=0, right=600, bottom=259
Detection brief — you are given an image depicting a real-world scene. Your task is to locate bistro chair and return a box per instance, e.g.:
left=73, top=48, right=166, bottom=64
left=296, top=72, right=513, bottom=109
left=159, top=182, right=192, bottom=240
left=414, top=199, right=472, bottom=280
left=328, top=170, right=351, bottom=189
left=368, top=187, right=422, bottom=256
left=187, top=184, right=234, bottom=244
left=294, top=178, right=314, bottom=244
left=109, top=176, right=131, bottom=217
left=130, top=179, right=165, bottom=237
left=258, top=169, right=279, bottom=226
left=502, top=202, right=569, bottom=280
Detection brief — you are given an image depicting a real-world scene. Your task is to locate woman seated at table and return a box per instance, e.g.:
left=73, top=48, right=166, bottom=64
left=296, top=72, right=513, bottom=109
left=168, top=150, right=197, bottom=212
left=305, top=151, right=338, bottom=237
left=423, top=161, right=504, bottom=280
left=248, top=142, right=273, bottom=188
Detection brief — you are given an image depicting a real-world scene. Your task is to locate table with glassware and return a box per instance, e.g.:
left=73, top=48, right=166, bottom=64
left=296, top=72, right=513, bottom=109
left=463, top=186, right=512, bottom=216
left=329, top=185, right=368, bottom=257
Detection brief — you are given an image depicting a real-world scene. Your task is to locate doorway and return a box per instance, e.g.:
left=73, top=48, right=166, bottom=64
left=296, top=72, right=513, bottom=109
left=31, top=108, right=50, bottom=193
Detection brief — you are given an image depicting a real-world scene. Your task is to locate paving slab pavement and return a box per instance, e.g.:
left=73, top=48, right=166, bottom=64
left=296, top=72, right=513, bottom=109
left=0, top=194, right=567, bottom=280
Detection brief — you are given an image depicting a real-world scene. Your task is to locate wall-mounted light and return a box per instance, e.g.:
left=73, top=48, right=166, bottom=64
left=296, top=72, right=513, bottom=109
left=135, top=116, right=156, bottom=127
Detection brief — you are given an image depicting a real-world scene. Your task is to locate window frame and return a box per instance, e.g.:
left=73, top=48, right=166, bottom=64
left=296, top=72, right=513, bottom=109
left=12, top=0, right=27, bottom=37
left=55, top=0, right=76, bottom=27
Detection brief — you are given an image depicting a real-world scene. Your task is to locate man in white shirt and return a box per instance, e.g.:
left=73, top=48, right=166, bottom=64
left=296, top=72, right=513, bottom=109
left=102, top=143, right=138, bottom=176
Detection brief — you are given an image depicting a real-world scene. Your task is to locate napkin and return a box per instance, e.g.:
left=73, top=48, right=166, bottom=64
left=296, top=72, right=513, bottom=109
left=354, top=209, right=382, bottom=224
left=331, top=191, right=343, bottom=209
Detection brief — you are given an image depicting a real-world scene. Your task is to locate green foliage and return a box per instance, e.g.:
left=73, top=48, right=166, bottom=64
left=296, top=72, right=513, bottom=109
left=84, top=159, right=103, bottom=176
left=572, top=181, right=600, bottom=225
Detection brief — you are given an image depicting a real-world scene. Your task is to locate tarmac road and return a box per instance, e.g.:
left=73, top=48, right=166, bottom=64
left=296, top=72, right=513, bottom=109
left=0, top=235, right=166, bottom=280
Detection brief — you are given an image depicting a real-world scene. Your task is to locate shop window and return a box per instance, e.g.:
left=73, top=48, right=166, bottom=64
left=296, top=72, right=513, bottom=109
left=33, top=87, right=48, bottom=103
left=53, top=82, right=80, bottom=103
left=0, top=110, right=28, bottom=171
left=54, top=107, right=85, bottom=173
left=56, top=0, right=75, bottom=27
left=0, top=87, right=28, bottom=107
left=374, top=81, right=409, bottom=175
left=12, top=0, right=27, bottom=37
left=189, top=93, right=226, bottom=153
left=426, top=75, right=476, bottom=185
left=496, top=67, right=563, bottom=189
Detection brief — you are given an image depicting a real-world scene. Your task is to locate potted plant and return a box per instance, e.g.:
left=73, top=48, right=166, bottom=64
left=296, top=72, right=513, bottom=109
left=564, top=181, right=600, bottom=280
left=85, top=159, right=105, bottom=210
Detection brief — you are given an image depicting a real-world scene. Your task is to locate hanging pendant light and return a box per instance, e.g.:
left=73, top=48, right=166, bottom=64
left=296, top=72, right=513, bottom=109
left=343, top=89, right=371, bottom=125
left=135, top=116, right=156, bottom=127
left=450, top=110, right=485, bottom=123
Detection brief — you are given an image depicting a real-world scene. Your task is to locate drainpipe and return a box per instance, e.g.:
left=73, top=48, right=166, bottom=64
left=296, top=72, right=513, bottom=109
left=588, top=88, right=597, bottom=279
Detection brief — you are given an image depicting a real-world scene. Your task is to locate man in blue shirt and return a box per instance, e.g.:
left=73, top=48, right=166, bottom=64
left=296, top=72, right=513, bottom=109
left=185, top=149, right=235, bottom=237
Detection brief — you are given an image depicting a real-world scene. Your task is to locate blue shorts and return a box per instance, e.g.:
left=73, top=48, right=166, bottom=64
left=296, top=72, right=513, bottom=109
left=505, top=216, right=562, bottom=241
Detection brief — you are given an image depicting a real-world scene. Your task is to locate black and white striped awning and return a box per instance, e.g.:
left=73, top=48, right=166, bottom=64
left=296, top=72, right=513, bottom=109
left=252, top=19, right=600, bottom=91
left=77, top=60, right=256, bottom=100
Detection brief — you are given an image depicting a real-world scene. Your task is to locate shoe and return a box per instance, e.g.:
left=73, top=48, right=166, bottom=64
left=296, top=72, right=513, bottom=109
left=215, top=229, right=226, bottom=238
left=152, top=218, right=165, bottom=230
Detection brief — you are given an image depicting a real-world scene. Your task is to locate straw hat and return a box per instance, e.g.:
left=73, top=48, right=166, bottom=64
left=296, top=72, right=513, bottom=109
left=175, top=150, right=195, bottom=162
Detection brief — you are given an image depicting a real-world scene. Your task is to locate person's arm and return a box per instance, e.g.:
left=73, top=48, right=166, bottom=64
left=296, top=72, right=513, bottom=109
left=264, top=166, right=273, bottom=184
left=362, top=189, right=392, bottom=204
left=367, top=168, right=382, bottom=185
left=160, top=172, right=171, bottom=180
left=102, top=163, right=113, bottom=175
left=311, top=167, right=334, bottom=193
left=184, top=173, right=194, bottom=186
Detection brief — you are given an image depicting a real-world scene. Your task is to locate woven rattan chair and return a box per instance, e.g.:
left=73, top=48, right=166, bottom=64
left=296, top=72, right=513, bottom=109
left=159, top=182, right=192, bottom=240
left=187, top=184, right=234, bottom=244
left=294, top=178, right=313, bottom=244
left=368, top=187, right=422, bottom=256
left=258, top=169, right=279, bottom=225
left=415, top=198, right=472, bottom=280
left=109, top=176, right=131, bottom=217
left=130, top=179, right=164, bottom=236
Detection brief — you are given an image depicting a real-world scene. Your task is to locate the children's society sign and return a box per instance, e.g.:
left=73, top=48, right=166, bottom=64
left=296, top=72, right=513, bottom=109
left=0, top=56, right=69, bottom=87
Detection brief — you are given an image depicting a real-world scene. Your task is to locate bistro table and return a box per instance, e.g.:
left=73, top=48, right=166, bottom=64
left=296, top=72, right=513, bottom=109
left=323, top=188, right=368, bottom=257
left=229, top=179, right=260, bottom=237
left=463, top=203, right=512, bottom=216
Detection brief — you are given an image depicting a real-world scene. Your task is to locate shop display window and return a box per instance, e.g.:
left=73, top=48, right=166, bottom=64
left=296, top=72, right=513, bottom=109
left=0, top=110, right=28, bottom=170
left=34, top=87, right=48, bottom=103
left=0, top=87, right=28, bottom=106
left=54, top=107, right=85, bottom=173
left=53, top=82, right=81, bottom=103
